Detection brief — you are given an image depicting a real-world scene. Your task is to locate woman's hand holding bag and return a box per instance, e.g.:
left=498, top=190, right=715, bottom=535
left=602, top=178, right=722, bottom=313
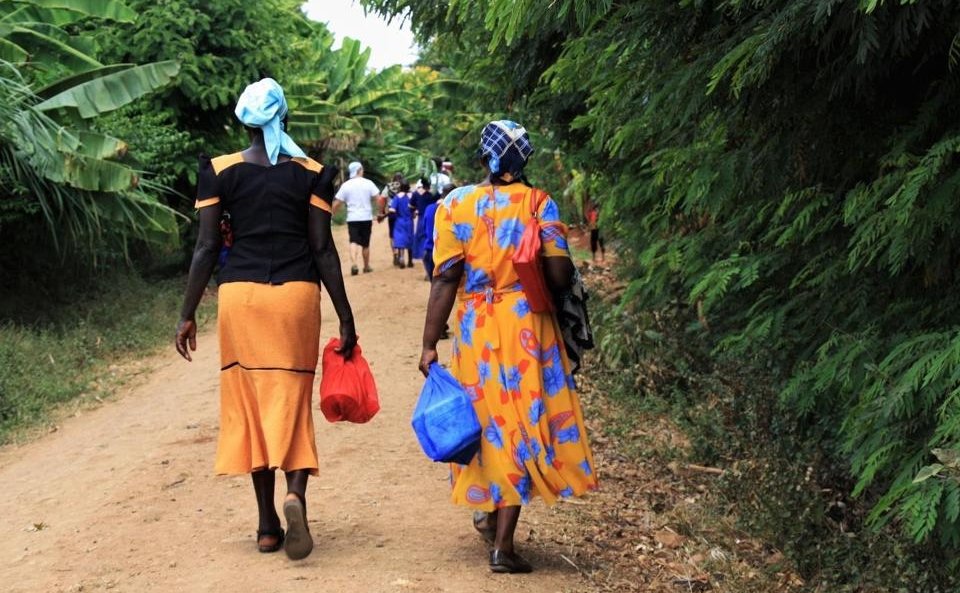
left=411, top=363, right=482, bottom=465
left=319, top=337, right=379, bottom=423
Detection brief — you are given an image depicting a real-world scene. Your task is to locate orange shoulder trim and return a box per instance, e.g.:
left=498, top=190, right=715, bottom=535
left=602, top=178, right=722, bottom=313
left=310, top=195, right=332, bottom=213
left=291, top=157, right=323, bottom=174
left=210, top=152, right=245, bottom=175
left=195, top=197, right=221, bottom=209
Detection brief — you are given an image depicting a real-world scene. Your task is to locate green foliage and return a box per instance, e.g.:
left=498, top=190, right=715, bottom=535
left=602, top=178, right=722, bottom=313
left=365, top=0, right=960, bottom=580
left=0, top=61, right=179, bottom=255
left=587, top=292, right=960, bottom=590
left=99, top=0, right=312, bottom=112
left=94, top=0, right=331, bottom=191
left=36, top=61, right=180, bottom=118
left=0, top=272, right=214, bottom=443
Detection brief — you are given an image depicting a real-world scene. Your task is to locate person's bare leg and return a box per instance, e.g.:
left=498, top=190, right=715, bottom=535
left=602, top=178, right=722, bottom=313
left=362, top=246, right=371, bottom=271
left=252, top=470, right=281, bottom=548
left=489, top=505, right=532, bottom=572
left=493, top=506, right=519, bottom=553
left=282, top=469, right=313, bottom=560
left=474, top=508, right=498, bottom=540
left=285, top=469, right=309, bottom=507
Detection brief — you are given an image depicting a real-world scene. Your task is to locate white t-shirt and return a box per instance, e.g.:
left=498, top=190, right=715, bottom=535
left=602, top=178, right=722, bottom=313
left=335, top=177, right=380, bottom=222
left=430, top=171, right=452, bottom=191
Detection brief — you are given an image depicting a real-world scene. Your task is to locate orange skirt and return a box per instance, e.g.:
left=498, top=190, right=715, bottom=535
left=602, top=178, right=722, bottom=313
left=215, top=281, right=321, bottom=475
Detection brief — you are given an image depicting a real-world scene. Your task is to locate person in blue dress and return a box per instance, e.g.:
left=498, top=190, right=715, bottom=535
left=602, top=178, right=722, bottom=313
left=422, top=183, right=453, bottom=281
left=410, top=177, right=435, bottom=262
left=389, top=182, right=415, bottom=268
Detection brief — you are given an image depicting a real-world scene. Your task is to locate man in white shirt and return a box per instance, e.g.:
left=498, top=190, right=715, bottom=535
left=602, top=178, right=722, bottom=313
left=429, top=158, right=454, bottom=190
left=335, top=161, right=381, bottom=275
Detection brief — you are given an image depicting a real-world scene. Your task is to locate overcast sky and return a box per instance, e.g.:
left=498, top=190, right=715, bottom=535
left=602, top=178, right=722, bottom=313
left=301, top=0, right=419, bottom=70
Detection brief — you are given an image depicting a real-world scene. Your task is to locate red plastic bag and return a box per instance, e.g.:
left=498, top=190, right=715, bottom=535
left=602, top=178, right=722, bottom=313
left=318, top=337, right=380, bottom=423
left=511, top=189, right=555, bottom=313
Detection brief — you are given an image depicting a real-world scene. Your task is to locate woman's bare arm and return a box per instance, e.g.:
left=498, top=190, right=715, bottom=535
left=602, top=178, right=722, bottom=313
left=544, top=256, right=575, bottom=294
left=309, top=167, right=356, bottom=359
left=175, top=205, right=222, bottom=361
left=419, top=260, right=464, bottom=376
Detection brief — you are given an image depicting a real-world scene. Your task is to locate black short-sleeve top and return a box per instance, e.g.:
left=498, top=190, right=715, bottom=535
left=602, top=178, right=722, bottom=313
left=195, top=152, right=336, bottom=285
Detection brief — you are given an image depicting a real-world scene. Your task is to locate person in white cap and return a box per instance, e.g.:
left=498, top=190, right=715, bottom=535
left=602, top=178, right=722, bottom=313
left=429, top=157, right=454, bottom=190
left=334, top=161, right=380, bottom=275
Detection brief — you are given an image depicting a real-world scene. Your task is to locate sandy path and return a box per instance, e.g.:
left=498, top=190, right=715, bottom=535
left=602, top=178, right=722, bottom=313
left=0, top=222, right=583, bottom=593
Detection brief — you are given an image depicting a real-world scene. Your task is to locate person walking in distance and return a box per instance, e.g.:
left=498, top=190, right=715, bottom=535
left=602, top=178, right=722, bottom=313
left=410, top=177, right=435, bottom=264
left=378, top=172, right=405, bottom=267
left=585, top=199, right=605, bottom=264
left=334, top=161, right=380, bottom=275
left=429, top=157, right=454, bottom=189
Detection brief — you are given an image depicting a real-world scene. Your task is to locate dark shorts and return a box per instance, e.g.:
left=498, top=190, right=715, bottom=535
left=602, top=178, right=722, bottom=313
left=348, top=221, right=373, bottom=247
left=590, top=228, right=604, bottom=252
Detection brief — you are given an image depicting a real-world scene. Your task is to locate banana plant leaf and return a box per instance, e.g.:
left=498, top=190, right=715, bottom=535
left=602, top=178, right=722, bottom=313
left=7, top=24, right=100, bottom=68
left=0, top=4, right=85, bottom=27
left=0, top=35, right=26, bottom=61
left=33, top=63, right=132, bottom=99
left=45, top=151, right=138, bottom=192
left=338, top=88, right=414, bottom=113
left=11, top=0, right=136, bottom=22
left=76, top=130, right=127, bottom=160
left=36, top=60, right=180, bottom=118
left=15, top=20, right=94, bottom=53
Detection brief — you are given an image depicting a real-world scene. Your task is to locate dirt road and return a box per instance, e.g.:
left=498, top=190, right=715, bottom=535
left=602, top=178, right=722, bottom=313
left=0, top=222, right=586, bottom=593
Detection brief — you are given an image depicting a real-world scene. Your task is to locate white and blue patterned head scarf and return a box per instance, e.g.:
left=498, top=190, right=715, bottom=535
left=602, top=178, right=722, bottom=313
left=479, top=120, right=534, bottom=179
left=234, top=78, right=306, bottom=165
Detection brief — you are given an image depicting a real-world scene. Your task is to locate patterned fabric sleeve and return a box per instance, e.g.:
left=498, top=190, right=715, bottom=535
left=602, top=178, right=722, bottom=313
left=433, top=196, right=465, bottom=273
left=309, top=161, right=336, bottom=213
left=194, top=154, right=220, bottom=209
left=537, top=194, right=570, bottom=257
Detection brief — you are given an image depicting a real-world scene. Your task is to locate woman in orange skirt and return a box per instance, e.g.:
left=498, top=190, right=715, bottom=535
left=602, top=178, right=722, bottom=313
left=419, top=121, right=598, bottom=573
left=175, top=78, right=356, bottom=561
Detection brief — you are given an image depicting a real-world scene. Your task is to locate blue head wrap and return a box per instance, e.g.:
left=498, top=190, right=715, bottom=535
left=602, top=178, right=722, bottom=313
left=479, top=120, right=534, bottom=180
left=234, top=78, right=306, bottom=165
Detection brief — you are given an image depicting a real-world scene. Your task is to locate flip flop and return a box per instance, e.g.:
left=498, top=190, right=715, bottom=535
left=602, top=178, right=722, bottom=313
left=256, top=528, right=285, bottom=553
left=282, top=494, right=313, bottom=560
left=350, top=265, right=359, bottom=276
left=472, top=511, right=496, bottom=544
left=489, top=549, right=533, bottom=574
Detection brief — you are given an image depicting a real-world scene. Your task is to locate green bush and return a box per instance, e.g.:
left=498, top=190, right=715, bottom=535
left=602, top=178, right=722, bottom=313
left=588, top=293, right=960, bottom=590
left=0, top=273, right=213, bottom=442
left=366, top=0, right=960, bottom=554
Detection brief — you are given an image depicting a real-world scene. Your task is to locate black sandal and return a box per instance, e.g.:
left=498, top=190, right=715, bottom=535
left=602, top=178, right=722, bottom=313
left=489, top=549, right=533, bottom=574
left=256, top=528, right=285, bottom=553
left=472, top=511, right=496, bottom=544
left=282, top=493, right=313, bottom=560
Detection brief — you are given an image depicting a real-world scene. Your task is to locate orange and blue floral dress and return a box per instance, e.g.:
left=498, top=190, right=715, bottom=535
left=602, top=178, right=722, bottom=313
left=432, top=182, right=599, bottom=510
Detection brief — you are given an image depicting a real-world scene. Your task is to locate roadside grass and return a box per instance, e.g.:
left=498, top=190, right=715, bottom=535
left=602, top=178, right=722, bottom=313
left=0, top=273, right=215, bottom=443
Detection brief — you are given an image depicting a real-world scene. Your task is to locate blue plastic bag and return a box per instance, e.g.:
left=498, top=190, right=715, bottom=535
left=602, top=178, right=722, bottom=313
left=412, top=363, right=482, bottom=464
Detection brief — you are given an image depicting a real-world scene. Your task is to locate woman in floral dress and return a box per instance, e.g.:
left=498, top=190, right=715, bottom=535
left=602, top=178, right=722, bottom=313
left=419, top=121, right=598, bottom=573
